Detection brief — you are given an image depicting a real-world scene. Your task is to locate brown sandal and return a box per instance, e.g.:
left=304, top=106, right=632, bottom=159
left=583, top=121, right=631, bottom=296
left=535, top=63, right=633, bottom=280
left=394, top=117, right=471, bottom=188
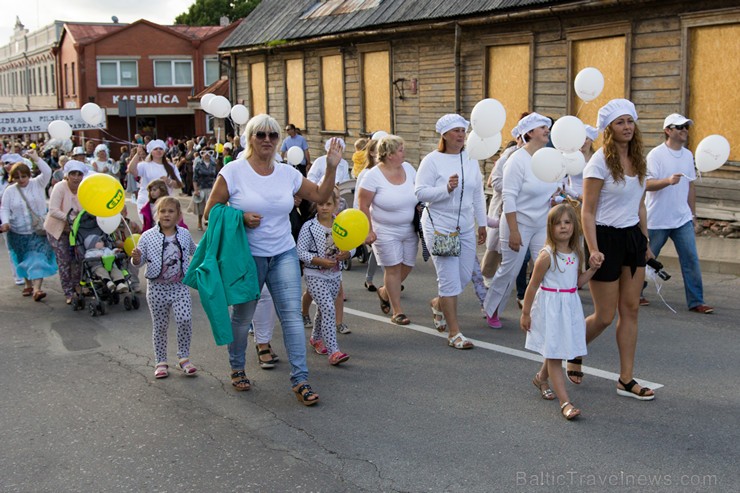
left=22, top=287, right=33, bottom=297
left=391, top=313, right=410, bottom=325
left=292, top=382, right=319, bottom=406
left=33, top=290, right=46, bottom=302
left=230, top=370, right=251, bottom=391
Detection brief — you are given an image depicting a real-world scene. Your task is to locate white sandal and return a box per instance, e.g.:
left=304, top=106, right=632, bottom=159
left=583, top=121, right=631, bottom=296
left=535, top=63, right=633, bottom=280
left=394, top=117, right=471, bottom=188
left=448, top=333, right=474, bottom=350
left=431, top=305, right=447, bottom=332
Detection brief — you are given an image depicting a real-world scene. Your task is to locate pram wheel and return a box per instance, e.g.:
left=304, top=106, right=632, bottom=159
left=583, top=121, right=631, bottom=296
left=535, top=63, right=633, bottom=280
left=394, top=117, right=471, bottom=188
left=342, top=258, right=352, bottom=271
left=97, top=302, right=106, bottom=315
left=131, top=296, right=140, bottom=310
left=123, top=296, right=132, bottom=311
left=88, top=303, right=97, bottom=317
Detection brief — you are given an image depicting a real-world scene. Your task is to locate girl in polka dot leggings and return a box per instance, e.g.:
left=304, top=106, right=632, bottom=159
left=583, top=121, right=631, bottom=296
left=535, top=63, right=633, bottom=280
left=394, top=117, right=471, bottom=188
left=297, top=190, right=353, bottom=366
left=131, top=197, right=198, bottom=379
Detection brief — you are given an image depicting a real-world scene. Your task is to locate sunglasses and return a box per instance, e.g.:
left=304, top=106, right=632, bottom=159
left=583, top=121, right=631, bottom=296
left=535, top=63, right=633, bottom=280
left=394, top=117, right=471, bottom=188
left=200, top=150, right=214, bottom=156
left=669, top=124, right=689, bottom=130
left=254, top=131, right=280, bottom=141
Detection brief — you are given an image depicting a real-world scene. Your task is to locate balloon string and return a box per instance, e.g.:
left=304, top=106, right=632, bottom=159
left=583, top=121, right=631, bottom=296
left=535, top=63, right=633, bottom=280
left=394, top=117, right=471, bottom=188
left=574, top=101, right=586, bottom=118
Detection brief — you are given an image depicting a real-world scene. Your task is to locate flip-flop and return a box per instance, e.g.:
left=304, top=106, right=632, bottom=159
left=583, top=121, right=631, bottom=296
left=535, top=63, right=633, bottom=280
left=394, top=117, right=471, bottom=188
left=377, top=289, right=391, bottom=314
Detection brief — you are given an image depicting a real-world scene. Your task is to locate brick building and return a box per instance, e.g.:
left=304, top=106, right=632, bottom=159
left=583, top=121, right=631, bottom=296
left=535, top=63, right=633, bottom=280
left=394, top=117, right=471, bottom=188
left=57, top=19, right=239, bottom=148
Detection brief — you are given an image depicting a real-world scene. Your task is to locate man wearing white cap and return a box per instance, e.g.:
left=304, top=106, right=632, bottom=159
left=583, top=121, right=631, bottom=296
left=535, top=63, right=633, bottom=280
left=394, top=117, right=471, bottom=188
left=306, top=138, right=350, bottom=184
left=642, top=114, right=712, bottom=314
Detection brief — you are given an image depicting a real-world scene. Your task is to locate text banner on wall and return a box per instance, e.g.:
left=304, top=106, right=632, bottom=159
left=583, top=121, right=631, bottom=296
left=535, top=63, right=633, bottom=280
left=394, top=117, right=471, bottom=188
left=0, top=109, right=107, bottom=135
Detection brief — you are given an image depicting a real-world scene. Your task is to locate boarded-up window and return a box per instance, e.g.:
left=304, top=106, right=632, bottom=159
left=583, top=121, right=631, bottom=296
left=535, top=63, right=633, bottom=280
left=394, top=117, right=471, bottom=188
left=362, top=51, right=391, bottom=134
left=487, top=44, right=530, bottom=144
left=321, top=54, right=345, bottom=132
left=688, top=23, right=740, bottom=162
left=250, top=62, right=267, bottom=116
left=286, top=58, right=306, bottom=129
left=571, top=36, right=626, bottom=146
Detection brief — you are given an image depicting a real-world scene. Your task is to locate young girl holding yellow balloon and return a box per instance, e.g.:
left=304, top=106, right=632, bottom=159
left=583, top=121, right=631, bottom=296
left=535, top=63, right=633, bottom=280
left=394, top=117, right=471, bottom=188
left=296, top=189, right=353, bottom=366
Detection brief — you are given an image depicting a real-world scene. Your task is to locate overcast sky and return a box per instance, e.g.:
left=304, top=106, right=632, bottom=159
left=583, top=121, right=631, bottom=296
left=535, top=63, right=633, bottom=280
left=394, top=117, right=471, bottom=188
left=0, top=0, right=197, bottom=43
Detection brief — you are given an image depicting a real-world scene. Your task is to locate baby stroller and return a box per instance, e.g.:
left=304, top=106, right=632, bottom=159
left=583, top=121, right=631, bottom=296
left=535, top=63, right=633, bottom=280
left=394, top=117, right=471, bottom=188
left=336, top=179, right=370, bottom=270
left=69, top=210, right=141, bottom=316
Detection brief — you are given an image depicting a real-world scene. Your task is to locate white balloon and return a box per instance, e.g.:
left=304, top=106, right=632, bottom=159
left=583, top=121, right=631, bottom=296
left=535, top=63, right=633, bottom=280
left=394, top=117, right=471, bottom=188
left=531, top=147, right=567, bottom=183
left=96, top=213, right=122, bottom=235
left=551, top=116, right=587, bottom=153
left=563, top=151, right=586, bottom=176
left=574, top=67, right=605, bottom=102
left=208, top=96, right=231, bottom=118
left=286, top=146, right=305, bottom=165
left=80, top=103, right=103, bottom=125
left=230, top=104, right=249, bottom=125
left=470, top=98, right=506, bottom=138
left=466, top=131, right=502, bottom=161
left=47, top=120, right=73, bottom=140
left=200, top=94, right=216, bottom=112
left=371, top=130, right=389, bottom=141
left=695, top=134, right=731, bottom=173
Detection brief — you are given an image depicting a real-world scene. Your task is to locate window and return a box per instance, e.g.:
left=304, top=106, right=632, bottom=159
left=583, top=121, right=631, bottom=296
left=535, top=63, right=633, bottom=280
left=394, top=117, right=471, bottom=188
left=154, top=60, right=193, bottom=87
left=361, top=50, right=391, bottom=134
left=250, top=61, right=267, bottom=116
left=204, top=59, right=220, bottom=86
left=50, top=63, right=55, bottom=95
left=205, top=113, right=214, bottom=134
left=285, top=58, right=306, bottom=129
left=320, top=53, right=345, bottom=132
left=64, top=63, right=69, bottom=96
left=685, top=21, right=740, bottom=162
left=487, top=43, right=531, bottom=141
left=71, top=62, right=76, bottom=95
left=98, top=60, right=138, bottom=87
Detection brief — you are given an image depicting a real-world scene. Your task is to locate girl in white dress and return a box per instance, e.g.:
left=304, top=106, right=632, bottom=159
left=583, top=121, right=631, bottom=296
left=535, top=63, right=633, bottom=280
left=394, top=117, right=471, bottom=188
left=520, top=204, right=601, bottom=420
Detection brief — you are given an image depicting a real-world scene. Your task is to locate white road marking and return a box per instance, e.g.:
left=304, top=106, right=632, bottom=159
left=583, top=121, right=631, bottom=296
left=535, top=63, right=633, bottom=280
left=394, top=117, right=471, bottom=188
left=344, top=307, right=664, bottom=390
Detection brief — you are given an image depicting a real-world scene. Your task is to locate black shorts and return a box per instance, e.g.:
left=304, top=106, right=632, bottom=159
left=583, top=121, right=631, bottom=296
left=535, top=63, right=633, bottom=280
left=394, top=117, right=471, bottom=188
left=588, top=223, right=647, bottom=282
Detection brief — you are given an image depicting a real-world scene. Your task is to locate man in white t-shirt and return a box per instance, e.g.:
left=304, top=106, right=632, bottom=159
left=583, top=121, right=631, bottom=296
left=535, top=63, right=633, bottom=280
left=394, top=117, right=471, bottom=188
left=643, top=113, right=713, bottom=314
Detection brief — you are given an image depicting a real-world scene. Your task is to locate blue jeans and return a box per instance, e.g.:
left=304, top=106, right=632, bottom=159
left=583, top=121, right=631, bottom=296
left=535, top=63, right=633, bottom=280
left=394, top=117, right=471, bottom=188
left=649, top=220, right=704, bottom=309
left=228, top=248, right=308, bottom=386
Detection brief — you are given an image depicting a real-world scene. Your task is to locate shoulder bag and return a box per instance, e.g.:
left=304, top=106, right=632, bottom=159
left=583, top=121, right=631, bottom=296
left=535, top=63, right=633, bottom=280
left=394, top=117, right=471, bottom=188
left=427, top=153, right=464, bottom=257
left=16, top=185, right=47, bottom=236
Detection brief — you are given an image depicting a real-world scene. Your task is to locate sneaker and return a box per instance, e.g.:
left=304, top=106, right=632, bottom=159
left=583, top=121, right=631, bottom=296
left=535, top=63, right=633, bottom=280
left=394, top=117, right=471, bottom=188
left=487, top=313, right=502, bottom=329
left=309, top=337, right=327, bottom=355
left=689, top=304, right=714, bottom=314
left=302, top=315, right=313, bottom=328
left=116, top=283, right=129, bottom=293
left=639, top=297, right=650, bottom=306
left=329, top=351, right=350, bottom=366
left=337, top=323, right=351, bottom=334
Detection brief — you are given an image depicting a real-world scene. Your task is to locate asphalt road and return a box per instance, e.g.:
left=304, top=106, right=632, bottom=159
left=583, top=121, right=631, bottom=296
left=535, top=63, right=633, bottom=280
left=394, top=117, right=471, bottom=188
left=1, top=205, right=738, bottom=492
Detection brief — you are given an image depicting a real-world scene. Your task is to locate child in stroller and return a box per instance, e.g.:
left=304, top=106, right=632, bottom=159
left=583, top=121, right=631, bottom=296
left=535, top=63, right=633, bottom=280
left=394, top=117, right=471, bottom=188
left=83, top=234, right=128, bottom=293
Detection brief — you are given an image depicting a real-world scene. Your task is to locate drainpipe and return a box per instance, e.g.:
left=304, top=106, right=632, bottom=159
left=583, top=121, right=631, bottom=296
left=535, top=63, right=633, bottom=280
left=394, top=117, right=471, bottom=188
left=454, top=23, right=461, bottom=114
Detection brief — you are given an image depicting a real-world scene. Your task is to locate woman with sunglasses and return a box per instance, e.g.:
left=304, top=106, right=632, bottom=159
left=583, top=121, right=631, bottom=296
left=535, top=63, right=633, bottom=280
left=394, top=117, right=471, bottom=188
left=128, top=139, right=183, bottom=221
left=44, top=160, right=87, bottom=304
left=204, top=114, right=343, bottom=406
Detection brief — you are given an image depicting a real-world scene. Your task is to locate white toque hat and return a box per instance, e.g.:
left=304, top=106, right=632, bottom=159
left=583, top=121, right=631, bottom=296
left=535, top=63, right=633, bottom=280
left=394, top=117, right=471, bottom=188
left=663, top=113, right=693, bottom=129
left=64, top=160, right=89, bottom=176
left=72, top=146, right=86, bottom=155
left=517, top=112, right=551, bottom=137
left=324, top=137, right=346, bottom=152
left=436, top=114, right=470, bottom=135
left=584, top=125, right=598, bottom=141
left=596, top=99, right=638, bottom=132
left=146, top=139, right=166, bottom=153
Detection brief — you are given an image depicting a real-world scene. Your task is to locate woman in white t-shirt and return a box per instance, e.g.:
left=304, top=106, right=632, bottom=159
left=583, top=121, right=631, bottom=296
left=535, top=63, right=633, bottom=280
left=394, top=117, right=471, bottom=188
left=204, top=114, right=342, bottom=406
left=416, top=114, right=487, bottom=350
left=128, top=139, right=183, bottom=220
left=576, top=99, right=655, bottom=401
left=483, top=113, right=560, bottom=328
left=358, top=135, right=418, bottom=325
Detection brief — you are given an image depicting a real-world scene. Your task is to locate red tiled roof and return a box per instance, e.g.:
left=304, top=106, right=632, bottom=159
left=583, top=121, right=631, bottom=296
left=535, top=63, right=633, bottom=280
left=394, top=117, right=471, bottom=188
left=64, top=23, right=127, bottom=44
left=169, top=25, right=227, bottom=39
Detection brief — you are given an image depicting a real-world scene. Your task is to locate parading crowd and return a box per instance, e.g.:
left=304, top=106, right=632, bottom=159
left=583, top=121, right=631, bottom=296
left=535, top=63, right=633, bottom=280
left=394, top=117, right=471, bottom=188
left=0, top=100, right=713, bottom=416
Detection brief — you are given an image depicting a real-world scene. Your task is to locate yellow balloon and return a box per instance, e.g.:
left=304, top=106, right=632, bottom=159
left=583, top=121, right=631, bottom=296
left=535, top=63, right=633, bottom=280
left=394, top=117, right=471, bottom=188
left=78, top=173, right=125, bottom=217
left=215, top=143, right=224, bottom=153
left=123, top=234, right=141, bottom=256
left=332, top=209, right=369, bottom=251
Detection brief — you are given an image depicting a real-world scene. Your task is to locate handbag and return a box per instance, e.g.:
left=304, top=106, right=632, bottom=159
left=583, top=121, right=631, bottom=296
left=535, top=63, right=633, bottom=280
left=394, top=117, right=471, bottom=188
left=428, top=154, right=464, bottom=257
left=16, top=185, right=47, bottom=236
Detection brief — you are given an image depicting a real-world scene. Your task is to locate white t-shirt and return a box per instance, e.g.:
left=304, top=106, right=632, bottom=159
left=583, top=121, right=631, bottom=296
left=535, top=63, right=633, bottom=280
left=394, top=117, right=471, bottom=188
left=219, top=160, right=303, bottom=257
left=501, top=147, right=560, bottom=228
left=307, top=155, right=350, bottom=184
left=359, top=162, right=417, bottom=237
left=583, top=149, right=646, bottom=228
left=136, top=161, right=183, bottom=212
left=645, top=143, right=695, bottom=230
left=415, top=150, right=487, bottom=234
left=353, top=167, right=370, bottom=209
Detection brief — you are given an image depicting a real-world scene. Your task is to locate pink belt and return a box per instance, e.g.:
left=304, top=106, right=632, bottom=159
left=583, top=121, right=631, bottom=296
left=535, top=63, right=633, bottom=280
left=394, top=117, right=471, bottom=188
left=541, top=286, right=577, bottom=293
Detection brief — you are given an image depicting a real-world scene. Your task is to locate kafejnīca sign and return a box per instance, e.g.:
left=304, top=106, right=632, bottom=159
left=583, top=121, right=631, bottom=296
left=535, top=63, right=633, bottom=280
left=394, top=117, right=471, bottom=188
left=0, top=109, right=106, bottom=135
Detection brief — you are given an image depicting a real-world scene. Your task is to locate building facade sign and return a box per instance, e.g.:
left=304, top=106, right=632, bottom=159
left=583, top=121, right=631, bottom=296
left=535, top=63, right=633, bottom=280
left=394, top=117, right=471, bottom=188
left=0, top=109, right=106, bottom=135
left=111, top=94, right=181, bottom=105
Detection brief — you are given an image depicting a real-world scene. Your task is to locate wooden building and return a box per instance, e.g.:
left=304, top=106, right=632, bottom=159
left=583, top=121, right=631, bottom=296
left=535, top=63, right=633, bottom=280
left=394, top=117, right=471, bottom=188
left=219, top=0, right=740, bottom=220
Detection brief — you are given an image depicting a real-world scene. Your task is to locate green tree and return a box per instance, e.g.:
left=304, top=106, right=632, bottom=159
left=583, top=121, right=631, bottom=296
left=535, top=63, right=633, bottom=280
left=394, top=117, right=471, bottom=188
left=175, top=0, right=261, bottom=26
